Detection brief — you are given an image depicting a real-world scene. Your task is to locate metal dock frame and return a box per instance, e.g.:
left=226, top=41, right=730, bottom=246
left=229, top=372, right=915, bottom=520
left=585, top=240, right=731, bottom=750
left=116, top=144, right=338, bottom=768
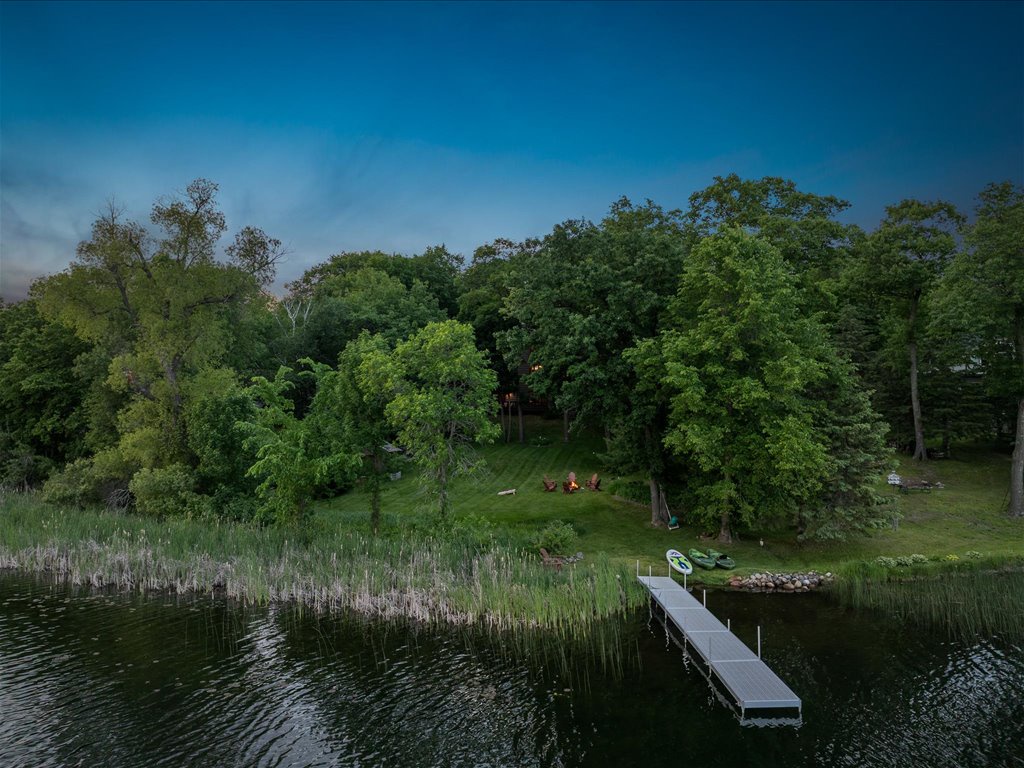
left=638, top=565, right=802, bottom=725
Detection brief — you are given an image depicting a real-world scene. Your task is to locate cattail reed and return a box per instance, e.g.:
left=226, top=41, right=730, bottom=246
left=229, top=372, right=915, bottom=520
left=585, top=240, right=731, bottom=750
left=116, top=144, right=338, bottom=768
left=0, top=493, right=645, bottom=636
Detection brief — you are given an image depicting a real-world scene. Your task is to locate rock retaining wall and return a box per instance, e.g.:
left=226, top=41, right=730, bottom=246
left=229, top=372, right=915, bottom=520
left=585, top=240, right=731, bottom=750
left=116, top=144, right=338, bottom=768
left=727, top=571, right=833, bottom=592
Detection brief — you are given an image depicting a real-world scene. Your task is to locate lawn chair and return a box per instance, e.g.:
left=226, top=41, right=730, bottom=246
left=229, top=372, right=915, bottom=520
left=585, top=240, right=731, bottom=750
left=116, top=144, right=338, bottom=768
left=539, top=548, right=565, bottom=571
left=586, top=473, right=600, bottom=491
left=542, top=476, right=557, bottom=492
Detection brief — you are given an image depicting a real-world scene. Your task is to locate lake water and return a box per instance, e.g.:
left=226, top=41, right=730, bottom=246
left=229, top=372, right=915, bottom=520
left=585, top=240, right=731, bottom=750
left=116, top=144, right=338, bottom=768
left=1, top=572, right=1022, bottom=767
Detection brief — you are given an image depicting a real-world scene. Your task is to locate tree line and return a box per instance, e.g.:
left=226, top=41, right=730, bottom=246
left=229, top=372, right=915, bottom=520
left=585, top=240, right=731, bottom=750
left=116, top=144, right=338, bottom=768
left=1, top=175, right=1020, bottom=540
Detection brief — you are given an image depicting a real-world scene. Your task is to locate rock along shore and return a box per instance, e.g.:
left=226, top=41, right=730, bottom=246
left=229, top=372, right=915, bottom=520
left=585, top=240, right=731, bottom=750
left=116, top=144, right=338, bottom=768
left=727, top=571, right=833, bottom=592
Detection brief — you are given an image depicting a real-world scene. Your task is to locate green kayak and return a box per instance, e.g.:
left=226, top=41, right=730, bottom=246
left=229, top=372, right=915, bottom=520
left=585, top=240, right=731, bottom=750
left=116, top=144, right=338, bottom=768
left=705, top=548, right=736, bottom=570
left=688, top=548, right=717, bottom=570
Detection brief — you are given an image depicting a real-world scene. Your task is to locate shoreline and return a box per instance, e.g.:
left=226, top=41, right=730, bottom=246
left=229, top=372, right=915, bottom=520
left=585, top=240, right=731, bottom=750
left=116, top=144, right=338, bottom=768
left=0, top=495, right=647, bottom=633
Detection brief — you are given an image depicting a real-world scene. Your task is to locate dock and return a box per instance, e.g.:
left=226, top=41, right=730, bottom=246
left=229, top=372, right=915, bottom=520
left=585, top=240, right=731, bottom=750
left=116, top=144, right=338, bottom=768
left=638, top=573, right=802, bottom=724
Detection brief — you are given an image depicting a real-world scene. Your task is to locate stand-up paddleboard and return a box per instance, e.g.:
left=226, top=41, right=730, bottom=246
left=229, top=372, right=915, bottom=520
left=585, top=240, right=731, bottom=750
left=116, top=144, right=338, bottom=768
left=666, top=548, right=693, bottom=575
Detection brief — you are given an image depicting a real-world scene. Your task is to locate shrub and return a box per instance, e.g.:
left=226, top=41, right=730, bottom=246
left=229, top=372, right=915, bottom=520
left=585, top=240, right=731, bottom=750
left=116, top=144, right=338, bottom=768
left=129, top=464, right=203, bottom=518
left=0, top=433, right=53, bottom=492
left=41, top=448, right=135, bottom=507
left=448, top=513, right=498, bottom=548
left=606, top=478, right=649, bottom=506
left=875, top=556, right=897, bottom=568
left=41, top=458, right=92, bottom=506
left=965, top=550, right=982, bottom=560
left=910, top=554, right=928, bottom=564
left=531, top=520, right=579, bottom=555
left=210, top=489, right=263, bottom=523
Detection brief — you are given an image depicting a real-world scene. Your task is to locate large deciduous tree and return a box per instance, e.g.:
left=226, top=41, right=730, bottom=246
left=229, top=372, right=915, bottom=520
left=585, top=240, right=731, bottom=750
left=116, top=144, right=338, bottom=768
left=458, top=237, right=539, bottom=393
left=376, top=320, right=498, bottom=518
left=37, top=180, right=280, bottom=468
left=0, top=299, right=89, bottom=465
left=240, top=365, right=358, bottom=523
left=852, top=200, right=963, bottom=460
left=685, top=174, right=854, bottom=306
left=935, top=182, right=1024, bottom=516
left=654, top=229, right=888, bottom=543
left=313, top=333, right=396, bottom=533
left=500, top=199, right=686, bottom=524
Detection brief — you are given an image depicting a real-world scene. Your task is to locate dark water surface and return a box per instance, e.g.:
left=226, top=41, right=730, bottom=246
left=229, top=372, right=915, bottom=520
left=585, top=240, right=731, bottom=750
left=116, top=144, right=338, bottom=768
left=1, top=572, right=1022, bottom=767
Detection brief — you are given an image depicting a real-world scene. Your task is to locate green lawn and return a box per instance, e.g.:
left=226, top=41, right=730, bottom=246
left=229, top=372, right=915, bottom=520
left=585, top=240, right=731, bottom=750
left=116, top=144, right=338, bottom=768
left=320, top=416, right=1024, bottom=583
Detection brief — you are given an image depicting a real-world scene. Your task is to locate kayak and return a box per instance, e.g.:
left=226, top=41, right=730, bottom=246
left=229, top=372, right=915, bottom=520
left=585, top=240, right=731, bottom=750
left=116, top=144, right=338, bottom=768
left=688, top=548, right=717, bottom=570
left=705, top=548, right=736, bottom=570
left=666, top=549, right=693, bottom=575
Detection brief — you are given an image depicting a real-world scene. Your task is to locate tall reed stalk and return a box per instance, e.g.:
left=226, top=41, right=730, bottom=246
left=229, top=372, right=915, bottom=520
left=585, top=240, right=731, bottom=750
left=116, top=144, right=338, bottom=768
left=0, top=493, right=645, bottom=636
left=830, top=556, right=1024, bottom=641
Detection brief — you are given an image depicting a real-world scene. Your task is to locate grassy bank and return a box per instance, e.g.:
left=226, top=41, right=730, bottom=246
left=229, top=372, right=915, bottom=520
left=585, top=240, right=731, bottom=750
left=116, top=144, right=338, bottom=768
left=325, top=418, right=1024, bottom=583
left=0, top=492, right=645, bottom=633
left=2, top=416, right=1021, bottom=633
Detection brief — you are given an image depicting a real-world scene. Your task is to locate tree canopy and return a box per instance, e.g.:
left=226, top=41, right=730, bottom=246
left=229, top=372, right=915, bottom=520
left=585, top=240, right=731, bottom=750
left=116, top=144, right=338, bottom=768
left=9, top=172, right=1018, bottom=536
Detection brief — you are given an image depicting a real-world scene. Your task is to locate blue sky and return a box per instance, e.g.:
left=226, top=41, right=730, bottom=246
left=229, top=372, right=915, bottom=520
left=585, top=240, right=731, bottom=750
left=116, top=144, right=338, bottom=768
left=1, top=0, right=1021, bottom=300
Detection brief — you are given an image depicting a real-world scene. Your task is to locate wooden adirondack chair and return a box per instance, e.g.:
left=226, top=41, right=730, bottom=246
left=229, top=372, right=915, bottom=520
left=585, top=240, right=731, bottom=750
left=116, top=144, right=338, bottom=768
left=539, top=548, right=565, bottom=571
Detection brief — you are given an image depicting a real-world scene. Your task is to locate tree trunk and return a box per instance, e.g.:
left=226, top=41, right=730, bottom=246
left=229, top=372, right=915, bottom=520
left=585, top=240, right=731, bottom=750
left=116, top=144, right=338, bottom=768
left=908, top=295, right=927, bottom=461
left=649, top=476, right=663, bottom=527
left=1010, top=307, right=1024, bottom=517
left=718, top=467, right=733, bottom=543
left=563, top=409, right=570, bottom=443
left=438, top=467, right=449, bottom=518
left=517, top=402, right=524, bottom=444
left=164, top=356, right=188, bottom=463
left=717, top=507, right=732, bottom=544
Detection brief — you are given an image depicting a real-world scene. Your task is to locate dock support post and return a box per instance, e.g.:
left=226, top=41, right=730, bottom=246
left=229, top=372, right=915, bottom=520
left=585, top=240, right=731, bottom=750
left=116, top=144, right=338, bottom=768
left=727, top=618, right=731, bottom=630
left=757, top=626, right=761, bottom=659
left=636, top=560, right=639, bottom=579
left=684, top=573, right=687, bottom=589
left=703, top=589, right=706, bottom=607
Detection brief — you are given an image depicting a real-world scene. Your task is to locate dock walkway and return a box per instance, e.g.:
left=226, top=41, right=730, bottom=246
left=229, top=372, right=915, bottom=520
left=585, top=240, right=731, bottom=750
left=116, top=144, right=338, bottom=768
left=638, top=574, right=801, bottom=722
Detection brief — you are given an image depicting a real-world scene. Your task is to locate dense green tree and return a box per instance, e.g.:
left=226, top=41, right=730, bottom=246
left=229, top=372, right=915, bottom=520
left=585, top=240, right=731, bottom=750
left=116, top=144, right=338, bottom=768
left=375, top=320, right=498, bottom=518
left=848, top=200, right=963, bottom=460
left=240, top=365, right=358, bottom=523
left=685, top=174, right=854, bottom=308
left=287, top=245, right=462, bottom=316
left=0, top=299, right=89, bottom=464
left=458, top=238, right=539, bottom=391
left=184, top=368, right=260, bottom=510
left=303, top=267, right=445, bottom=363
left=312, top=333, right=395, bottom=533
left=934, top=182, right=1024, bottom=516
left=37, top=180, right=278, bottom=468
left=500, top=199, right=686, bottom=524
left=654, top=230, right=888, bottom=542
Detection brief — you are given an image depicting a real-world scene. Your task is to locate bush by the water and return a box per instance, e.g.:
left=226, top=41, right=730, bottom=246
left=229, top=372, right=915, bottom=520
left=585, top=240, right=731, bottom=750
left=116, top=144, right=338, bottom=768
left=42, top=448, right=135, bottom=508
left=129, top=464, right=209, bottom=519
left=531, top=520, right=579, bottom=555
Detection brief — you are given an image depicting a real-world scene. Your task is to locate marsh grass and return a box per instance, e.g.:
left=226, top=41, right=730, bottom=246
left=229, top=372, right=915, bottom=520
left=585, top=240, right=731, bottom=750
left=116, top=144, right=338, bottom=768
left=831, top=555, right=1024, bottom=641
left=0, top=492, right=645, bottom=635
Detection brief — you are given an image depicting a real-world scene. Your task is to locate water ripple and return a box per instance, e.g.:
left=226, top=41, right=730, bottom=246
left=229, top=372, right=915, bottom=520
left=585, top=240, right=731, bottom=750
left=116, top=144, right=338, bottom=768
left=2, top=574, right=1023, bottom=767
